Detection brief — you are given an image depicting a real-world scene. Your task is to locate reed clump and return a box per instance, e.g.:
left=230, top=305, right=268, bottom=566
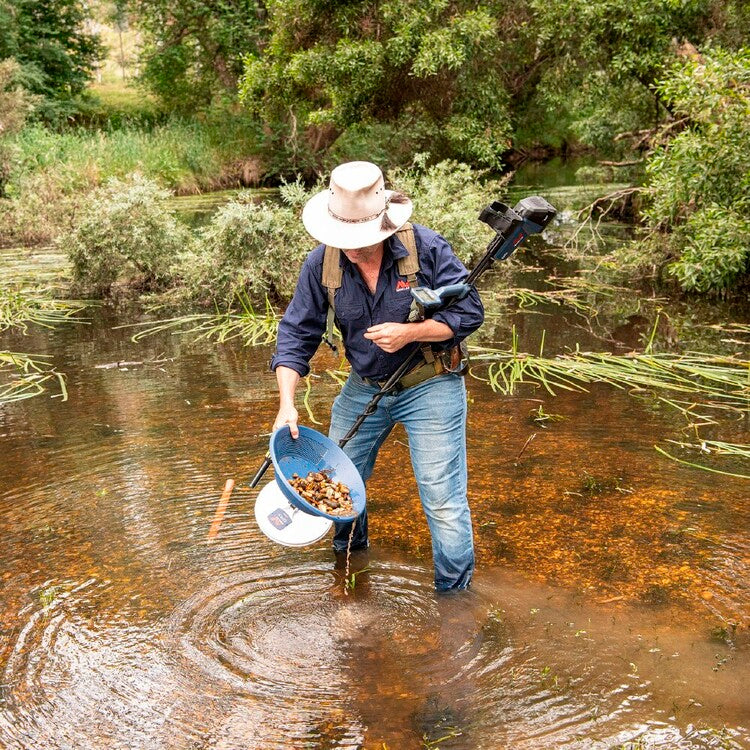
left=469, top=333, right=750, bottom=412
left=0, top=289, right=83, bottom=404
left=0, top=350, right=67, bottom=403
left=0, top=289, right=85, bottom=332
left=123, top=293, right=279, bottom=346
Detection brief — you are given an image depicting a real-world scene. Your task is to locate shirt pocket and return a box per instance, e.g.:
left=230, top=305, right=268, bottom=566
left=334, top=299, right=366, bottom=324
left=385, top=285, right=414, bottom=322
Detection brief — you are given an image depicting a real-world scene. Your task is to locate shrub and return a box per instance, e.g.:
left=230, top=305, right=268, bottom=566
left=667, top=205, right=750, bottom=293
left=390, top=158, right=511, bottom=266
left=0, top=58, right=38, bottom=197
left=59, top=174, right=192, bottom=294
left=635, top=47, right=750, bottom=293
left=178, top=159, right=510, bottom=307
left=180, top=182, right=311, bottom=305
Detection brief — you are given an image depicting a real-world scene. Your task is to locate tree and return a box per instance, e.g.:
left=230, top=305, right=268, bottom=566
left=0, top=0, right=104, bottom=120
left=0, top=57, right=38, bottom=195
left=639, top=48, right=750, bottom=293
left=129, top=0, right=266, bottom=112
left=238, top=0, right=512, bottom=173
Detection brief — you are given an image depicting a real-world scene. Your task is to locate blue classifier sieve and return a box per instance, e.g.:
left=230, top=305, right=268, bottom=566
left=269, top=425, right=366, bottom=522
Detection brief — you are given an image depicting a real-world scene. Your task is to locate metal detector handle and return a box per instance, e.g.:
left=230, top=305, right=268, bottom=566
left=249, top=453, right=272, bottom=488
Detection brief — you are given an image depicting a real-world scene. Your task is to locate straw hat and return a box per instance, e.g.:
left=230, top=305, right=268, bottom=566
left=302, top=161, right=413, bottom=250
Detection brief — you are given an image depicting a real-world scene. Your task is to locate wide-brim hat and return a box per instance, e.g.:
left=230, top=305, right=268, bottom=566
left=302, top=161, right=413, bottom=250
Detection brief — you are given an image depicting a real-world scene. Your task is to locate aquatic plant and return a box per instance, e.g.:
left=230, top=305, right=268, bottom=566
left=469, top=328, right=750, bottom=412
left=0, top=289, right=84, bottom=333
left=345, top=566, right=371, bottom=592
left=528, top=405, right=565, bottom=428
left=123, top=293, right=279, bottom=345
left=0, top=289, right=83, bottom=404
left=0, top=351, right=67, bottom=403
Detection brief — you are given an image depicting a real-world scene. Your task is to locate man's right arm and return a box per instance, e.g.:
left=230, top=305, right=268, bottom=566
left=269, top=248, right=327, bottom=438
left=273, top=365, right=301, bottom=438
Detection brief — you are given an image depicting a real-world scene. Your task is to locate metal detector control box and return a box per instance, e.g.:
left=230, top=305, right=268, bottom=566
left=410, top=283, right=471, bottom=310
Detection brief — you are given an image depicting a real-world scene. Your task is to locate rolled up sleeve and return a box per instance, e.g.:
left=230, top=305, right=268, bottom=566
left=269, top=248, right=327, bottom=377
left=426, top=233, right=484, bottom=341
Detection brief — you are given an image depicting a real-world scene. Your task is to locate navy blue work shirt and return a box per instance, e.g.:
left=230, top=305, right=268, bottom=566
left=270, top=223, right=484, bottom=381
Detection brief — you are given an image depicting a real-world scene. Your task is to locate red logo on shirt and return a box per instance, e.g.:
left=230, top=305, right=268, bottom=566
left=396, top=279, right=410, bottom=291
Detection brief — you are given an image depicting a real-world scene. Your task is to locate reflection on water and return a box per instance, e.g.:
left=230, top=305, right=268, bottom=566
left=0, top=308, right=748, bottom=749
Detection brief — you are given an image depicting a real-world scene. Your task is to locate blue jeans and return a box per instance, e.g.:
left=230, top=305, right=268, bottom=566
left=328, top=371, right=474, bottom=591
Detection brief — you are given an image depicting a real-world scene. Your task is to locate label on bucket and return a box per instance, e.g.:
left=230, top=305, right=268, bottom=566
left=268, top=507, right=292, bottom=530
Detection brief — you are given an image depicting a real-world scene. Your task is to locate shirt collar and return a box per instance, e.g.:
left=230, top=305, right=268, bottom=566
left=387, top=232, right=410, bottom=261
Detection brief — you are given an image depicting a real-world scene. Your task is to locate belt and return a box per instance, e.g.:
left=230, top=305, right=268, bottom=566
left=363, top=344, right=465, bottom=393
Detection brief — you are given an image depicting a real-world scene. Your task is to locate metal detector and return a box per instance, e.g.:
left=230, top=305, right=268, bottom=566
left=250, top=195, right=556, bottom=497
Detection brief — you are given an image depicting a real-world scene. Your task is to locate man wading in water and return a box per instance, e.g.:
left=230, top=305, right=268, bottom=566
left=270, top=161, right=484, bottom=591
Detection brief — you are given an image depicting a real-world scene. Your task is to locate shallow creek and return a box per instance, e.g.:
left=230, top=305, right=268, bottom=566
left=1, top=170, right=748, bottom=749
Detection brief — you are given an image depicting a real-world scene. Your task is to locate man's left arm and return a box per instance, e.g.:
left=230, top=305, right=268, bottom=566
left=427, top=233, right=484, bottom=341
left=364, top=232, right=484, bottom=353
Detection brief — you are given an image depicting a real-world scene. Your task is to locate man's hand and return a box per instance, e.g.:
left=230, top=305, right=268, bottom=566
left=273, top=404, right=299, bottom=439
left=364, top=322, right=415, bottom=353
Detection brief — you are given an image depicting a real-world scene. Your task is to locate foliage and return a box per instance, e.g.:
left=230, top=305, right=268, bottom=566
left=0, top=349, right=68, bottom=403
left=238, top=0, right=511, bottom=173
left=0, top=288, right=83, bottom=332
left=181, top=184, right=311, bottom=305
left=0, top=57, right=37, bottom=195
left=0, top=0, right=104, bottom=120
left=0, top=112, right=267, bottom=246
left=128, top=0, right=264, bottom=113
left=0, top=288, right=83, bottom=403
left=668, top=206, right=750, bottom=293
left=390, top=157, right=511, bottom=265
left=58, top=174, right=192, bottom=294
left=518, top=0, right=723, bottom=152
left=637, top=48, right=750, bottom=293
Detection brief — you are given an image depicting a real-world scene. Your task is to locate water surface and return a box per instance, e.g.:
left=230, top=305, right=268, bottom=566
left=1, top=166, right=748, bottom=749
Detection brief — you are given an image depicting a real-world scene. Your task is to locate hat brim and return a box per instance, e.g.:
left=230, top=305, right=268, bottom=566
left=302, top=188, right=413, bottom=250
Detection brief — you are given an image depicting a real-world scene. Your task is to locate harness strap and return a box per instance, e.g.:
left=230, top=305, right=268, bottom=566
left=322, top=244, right=343, bottom=355
left=394, top=224, right=434, bottom=364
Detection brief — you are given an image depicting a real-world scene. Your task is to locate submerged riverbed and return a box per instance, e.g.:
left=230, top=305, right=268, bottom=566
left=1, top=169, right=749, bottom=749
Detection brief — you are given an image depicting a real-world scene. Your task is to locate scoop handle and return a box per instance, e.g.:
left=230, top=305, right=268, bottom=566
left=249, top=454, right=272, bottom=488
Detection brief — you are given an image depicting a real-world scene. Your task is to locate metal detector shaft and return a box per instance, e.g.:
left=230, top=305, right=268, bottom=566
left=249, top=454, right=272, bottom=488
left=248, top=346, right=420, bottom=488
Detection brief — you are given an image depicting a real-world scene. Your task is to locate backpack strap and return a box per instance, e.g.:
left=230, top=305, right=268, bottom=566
left=395, top=223, right=420, bottom=283
left=322, top=244, right=343, bottom=355
left=395, top=224, right=434, bottom=364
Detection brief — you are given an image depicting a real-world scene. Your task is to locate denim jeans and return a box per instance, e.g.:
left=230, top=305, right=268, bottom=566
left=328, top=371, right=474, bottom=591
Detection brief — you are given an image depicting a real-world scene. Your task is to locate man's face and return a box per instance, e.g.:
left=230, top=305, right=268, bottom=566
left=342, top=240, right=383, bottom=264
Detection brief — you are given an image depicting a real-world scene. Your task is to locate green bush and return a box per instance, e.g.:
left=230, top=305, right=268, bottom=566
left=181, top=184, right=310, bottom=306
left=390, top=158, right=511, bottom=266
left=668, top=205, right=750, bottom=293
left=634, top=47, right=750, bottom=293
left=53, top=160, right=514, bottom=304
left=59, top=174, right=192, bottom=294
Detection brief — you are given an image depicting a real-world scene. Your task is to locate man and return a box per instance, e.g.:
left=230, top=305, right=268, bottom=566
left=270, top=161, right=484, bottom=591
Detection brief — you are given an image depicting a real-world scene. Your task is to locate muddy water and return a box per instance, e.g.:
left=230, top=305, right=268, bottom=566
left=1, top=169, right=750, bottom=748
left=1, top=299, right=748, bottom=749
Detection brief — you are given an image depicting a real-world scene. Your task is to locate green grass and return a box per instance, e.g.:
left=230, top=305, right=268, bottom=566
left=8, top=114, right=263, bottom=198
